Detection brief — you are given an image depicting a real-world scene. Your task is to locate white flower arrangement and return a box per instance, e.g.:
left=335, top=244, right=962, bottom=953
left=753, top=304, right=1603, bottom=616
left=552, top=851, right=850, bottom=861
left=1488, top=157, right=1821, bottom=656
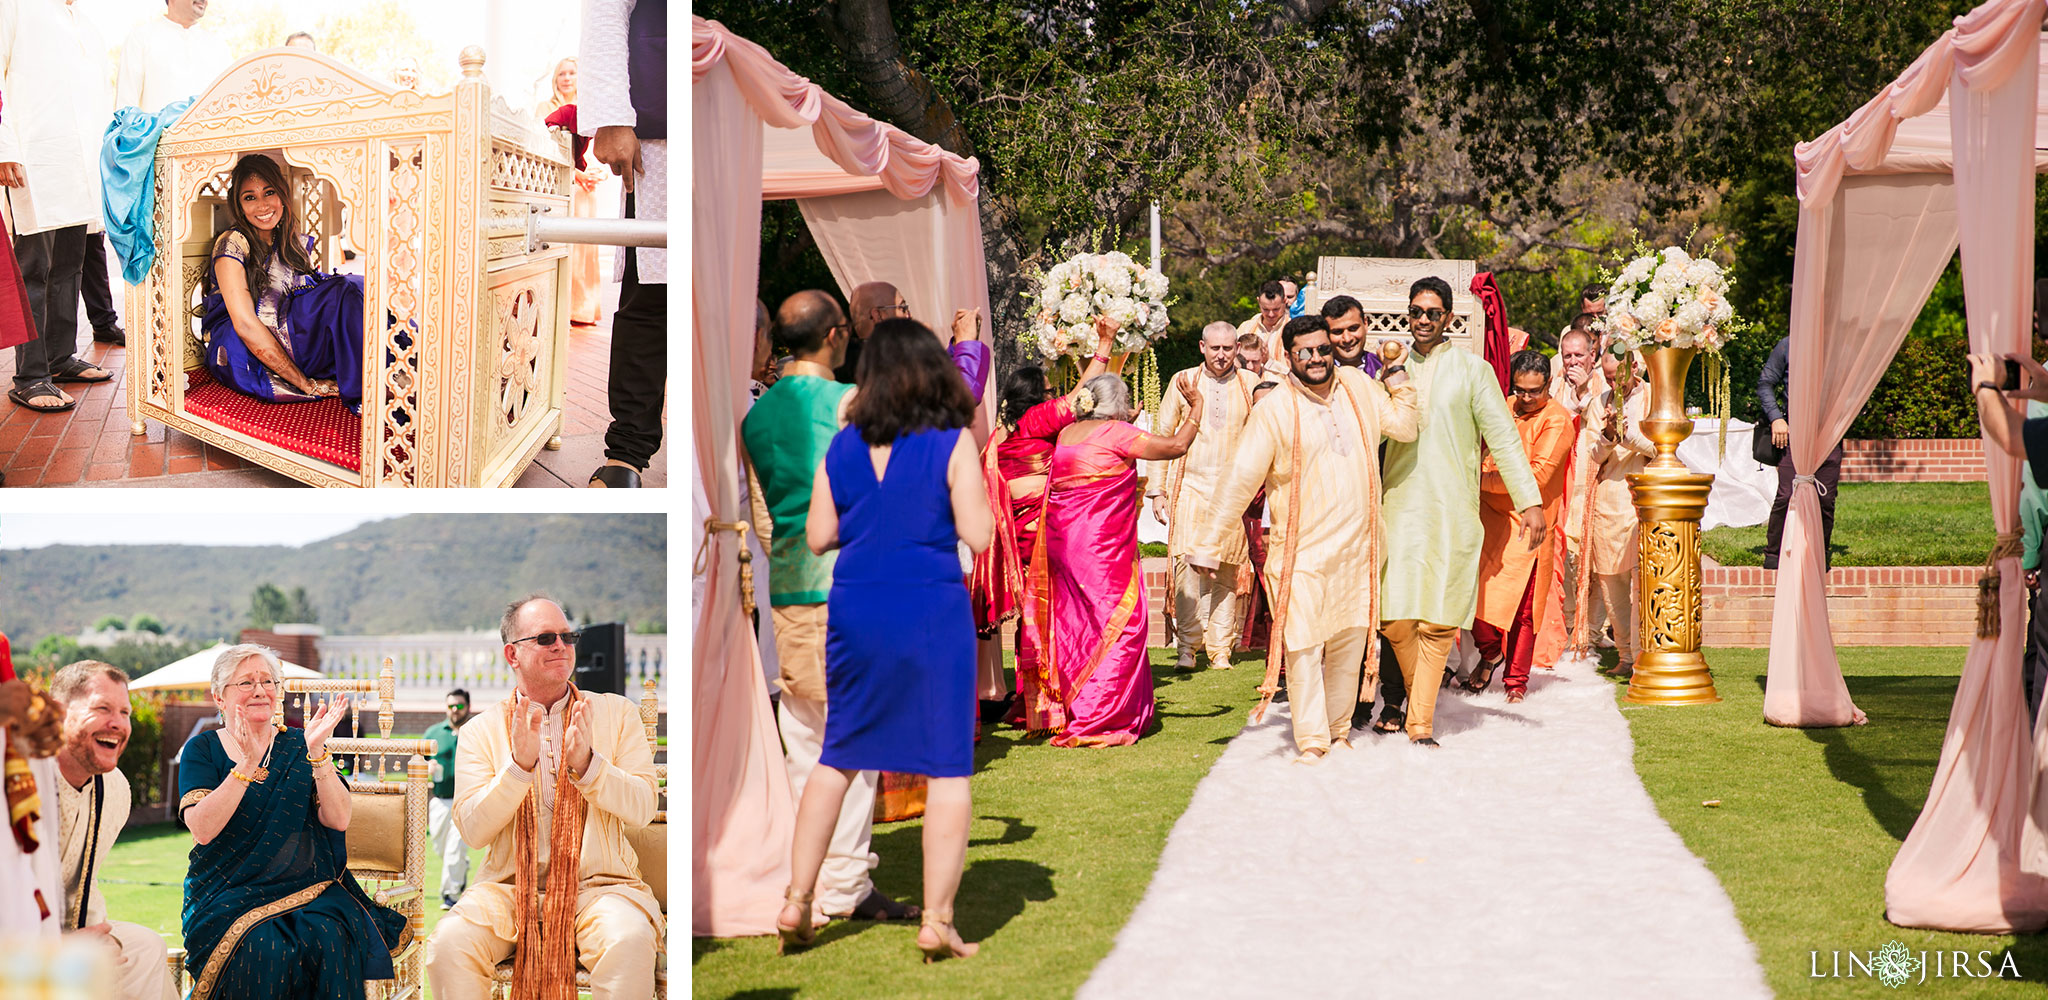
left=1026, top=251, right=1171, bottom=359
left=1598, top=245, right=1738, bottom=355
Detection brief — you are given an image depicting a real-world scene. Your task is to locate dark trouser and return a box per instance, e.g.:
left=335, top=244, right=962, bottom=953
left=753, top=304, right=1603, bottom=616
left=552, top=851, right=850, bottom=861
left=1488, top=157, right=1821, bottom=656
left=604, top=195, right=665, bottom=470
left=2027, top=579, right=2048, bottom=725
left=1763, top=443, right=1845, bottom=570
left=80, top=231, right=118, bottom=331
left=1472, top=563, right=1539, bottom=694
left=1355, top=635, right=1409, bottom=727
left=13, top=224, right=87, bottom=388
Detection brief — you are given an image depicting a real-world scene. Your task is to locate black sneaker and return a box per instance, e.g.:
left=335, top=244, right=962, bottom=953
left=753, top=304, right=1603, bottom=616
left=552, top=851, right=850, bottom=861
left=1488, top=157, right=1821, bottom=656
left=91, top=326, right=125, bottom=346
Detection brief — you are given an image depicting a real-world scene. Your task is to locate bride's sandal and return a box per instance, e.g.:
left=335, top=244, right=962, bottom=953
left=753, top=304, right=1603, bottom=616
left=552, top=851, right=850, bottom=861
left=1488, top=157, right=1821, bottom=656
left=917, top=909, right=979, bottom=963
left=776, top=888, right=817, bottom=955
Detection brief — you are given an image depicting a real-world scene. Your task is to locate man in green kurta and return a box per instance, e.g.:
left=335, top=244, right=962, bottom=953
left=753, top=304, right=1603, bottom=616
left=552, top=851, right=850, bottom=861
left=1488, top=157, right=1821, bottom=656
left=1379, top=276, right=1546, bottom=746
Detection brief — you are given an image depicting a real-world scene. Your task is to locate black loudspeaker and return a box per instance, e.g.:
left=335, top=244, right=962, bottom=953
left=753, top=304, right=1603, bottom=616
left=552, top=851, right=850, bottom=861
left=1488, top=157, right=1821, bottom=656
left=574, top=623, right=627, bottom=695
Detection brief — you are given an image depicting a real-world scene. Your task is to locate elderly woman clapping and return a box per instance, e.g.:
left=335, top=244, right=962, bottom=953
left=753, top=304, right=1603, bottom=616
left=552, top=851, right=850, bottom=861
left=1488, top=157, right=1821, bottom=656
left=176, top=644, right=407, bottom=999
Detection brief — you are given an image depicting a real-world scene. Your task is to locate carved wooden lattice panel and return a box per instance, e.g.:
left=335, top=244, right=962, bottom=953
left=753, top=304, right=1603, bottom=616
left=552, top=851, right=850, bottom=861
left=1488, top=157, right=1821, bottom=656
left=380, top=142, right=425, bottom=486
left=491, top=276, right=553, bottom=446
left=489, top=143, right=567, bottom=196
left=147, top=171, right=172, bottom=409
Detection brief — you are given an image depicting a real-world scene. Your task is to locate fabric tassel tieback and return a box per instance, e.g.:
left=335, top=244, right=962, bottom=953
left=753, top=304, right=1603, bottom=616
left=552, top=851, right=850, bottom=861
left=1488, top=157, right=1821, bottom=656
left=511, top=690, right=590, bottom=1000
left=1977, top=532, right=2025, bottom=639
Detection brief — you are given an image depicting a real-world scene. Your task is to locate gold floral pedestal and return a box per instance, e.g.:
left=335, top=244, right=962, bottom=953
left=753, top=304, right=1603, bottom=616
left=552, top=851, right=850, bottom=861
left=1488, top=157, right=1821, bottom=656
left=1625, top=346, right=1722, bottom=705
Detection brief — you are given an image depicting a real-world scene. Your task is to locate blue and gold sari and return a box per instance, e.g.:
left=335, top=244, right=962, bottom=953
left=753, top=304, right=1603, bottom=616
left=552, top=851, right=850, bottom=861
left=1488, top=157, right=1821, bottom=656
left=176, top=726, right=407, bottom=1000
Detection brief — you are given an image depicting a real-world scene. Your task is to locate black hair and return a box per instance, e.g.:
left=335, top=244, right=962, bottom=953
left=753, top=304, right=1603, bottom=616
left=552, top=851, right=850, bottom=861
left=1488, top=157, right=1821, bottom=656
left=446, top=688, right=470, bottom=706
left=1259, top=280, right=1285, bottom=300
left=846, top=319, right=976, bottom=445
left=1579, top=283, right=1607, bottom=305
left=1509, top=349, right=1551, bottom=381
left=1001, top=365, right=1049, bottom=426
left=1319, top=294, right=1364, bottom=321
left=1408, top=275, right=1454, bottom=311
left=1280, top=314, right=1329, bottom=354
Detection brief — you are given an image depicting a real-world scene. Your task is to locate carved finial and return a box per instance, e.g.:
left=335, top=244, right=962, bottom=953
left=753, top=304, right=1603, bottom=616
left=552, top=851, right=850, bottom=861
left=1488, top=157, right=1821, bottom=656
left=459, top=46, right=485, bottom=79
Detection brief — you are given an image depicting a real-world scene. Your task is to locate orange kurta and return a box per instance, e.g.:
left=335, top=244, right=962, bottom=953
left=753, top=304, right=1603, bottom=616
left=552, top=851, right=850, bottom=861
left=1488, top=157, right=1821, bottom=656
left=1475, top=398, right=1574, bottom=630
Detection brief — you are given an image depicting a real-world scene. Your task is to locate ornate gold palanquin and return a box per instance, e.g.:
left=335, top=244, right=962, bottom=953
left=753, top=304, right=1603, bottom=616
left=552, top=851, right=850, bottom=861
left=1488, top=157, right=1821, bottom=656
left=489, top=679, right=667, bottom=1000
left=165, top=669, right=432, bottom=999
left=124, top=46, right=575, bottom=486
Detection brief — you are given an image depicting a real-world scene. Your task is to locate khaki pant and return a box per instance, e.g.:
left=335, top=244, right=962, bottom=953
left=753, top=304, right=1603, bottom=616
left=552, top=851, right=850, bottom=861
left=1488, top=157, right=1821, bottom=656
left=425, top=893, right=657, bottom=1000
left=1382, top=620, right=1459, bottom=740
left=104, top=920, right=173, bottom=1000
left=1562, top=552, right=1637, bottom=666
left=1282, top=627, right=1369, bottom=753
left=778, top=694, right=877, bottom=916
left=772, top=603, right=829, bottom=700
left=1173, top=557, right=1242, bottom=666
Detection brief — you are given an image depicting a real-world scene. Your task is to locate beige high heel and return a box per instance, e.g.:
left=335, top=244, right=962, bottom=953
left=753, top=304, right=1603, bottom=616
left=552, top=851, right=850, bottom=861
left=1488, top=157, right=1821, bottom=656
left=776, top=888, right=816, bottom=956
left=917, top=909, right=979, bottom=964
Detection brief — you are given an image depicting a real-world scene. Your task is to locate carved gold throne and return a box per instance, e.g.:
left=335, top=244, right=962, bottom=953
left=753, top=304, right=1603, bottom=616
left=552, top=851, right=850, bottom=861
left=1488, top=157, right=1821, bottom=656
left=124, top=47, right=576, bottom=487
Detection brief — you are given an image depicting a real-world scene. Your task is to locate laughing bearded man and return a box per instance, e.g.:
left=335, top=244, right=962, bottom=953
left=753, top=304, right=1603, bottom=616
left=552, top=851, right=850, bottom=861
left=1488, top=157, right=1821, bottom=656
left=50, top=660, right=174, bottom=1000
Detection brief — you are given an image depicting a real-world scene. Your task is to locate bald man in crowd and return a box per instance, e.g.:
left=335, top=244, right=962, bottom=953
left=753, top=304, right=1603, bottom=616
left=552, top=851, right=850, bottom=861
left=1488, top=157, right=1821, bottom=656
left=835, top=280, right=991, bottom=403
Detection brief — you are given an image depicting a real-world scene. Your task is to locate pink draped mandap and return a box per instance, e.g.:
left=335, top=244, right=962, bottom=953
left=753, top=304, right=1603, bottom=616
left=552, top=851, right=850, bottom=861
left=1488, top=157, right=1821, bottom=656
left=692, top=17, right=994, bottom=937
left=1773, top=0, right=2048, bottom=932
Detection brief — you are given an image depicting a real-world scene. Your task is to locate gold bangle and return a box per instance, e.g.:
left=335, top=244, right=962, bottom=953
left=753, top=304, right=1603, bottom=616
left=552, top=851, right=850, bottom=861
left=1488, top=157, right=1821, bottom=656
left=306, top=751, right=332, bottom=766
left=229, top=769, right=255, bottom=784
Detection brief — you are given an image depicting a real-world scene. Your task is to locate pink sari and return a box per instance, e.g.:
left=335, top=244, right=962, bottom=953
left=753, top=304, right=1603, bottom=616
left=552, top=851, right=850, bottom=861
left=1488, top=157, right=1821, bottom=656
left=1033, top=421, right=1154, bottom=747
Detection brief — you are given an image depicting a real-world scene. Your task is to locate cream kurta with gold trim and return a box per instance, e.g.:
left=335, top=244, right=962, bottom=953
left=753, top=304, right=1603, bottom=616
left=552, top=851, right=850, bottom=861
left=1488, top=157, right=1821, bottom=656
left=1148, top=365, right=1262, bottom=565
left=1190, top=368, right=1418, bottom=653
left=450, top=690, right=662, bottom=943
left=1567, top=384, right=1655, bottom=576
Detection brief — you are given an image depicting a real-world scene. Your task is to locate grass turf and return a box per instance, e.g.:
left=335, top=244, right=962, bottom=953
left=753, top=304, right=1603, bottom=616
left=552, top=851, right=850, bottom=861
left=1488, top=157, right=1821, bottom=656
left=1625, top=646, right=2043, bottom=995
left=1700, top=482, right=1993, bottom=567
left=689, top=649, right=1260, bottom=1000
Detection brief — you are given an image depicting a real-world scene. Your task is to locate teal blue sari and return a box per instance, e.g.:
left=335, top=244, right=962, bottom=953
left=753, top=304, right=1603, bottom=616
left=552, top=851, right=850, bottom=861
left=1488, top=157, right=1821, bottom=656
left=177, top=727, right=408, bottom=1000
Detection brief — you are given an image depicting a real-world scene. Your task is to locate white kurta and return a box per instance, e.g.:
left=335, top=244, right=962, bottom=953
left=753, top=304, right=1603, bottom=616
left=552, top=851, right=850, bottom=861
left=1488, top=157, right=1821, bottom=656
left=578, top=0, right=664, bottom=284
left=1148, top=365, right=1262, bottom=564
left=0, top=0, right=110, bottom=234
left=1192, top=369, right=1419, bottom=653
left=1566, top=384, right=1655, bottom=575
left=114, top=16, right=232, bottom=114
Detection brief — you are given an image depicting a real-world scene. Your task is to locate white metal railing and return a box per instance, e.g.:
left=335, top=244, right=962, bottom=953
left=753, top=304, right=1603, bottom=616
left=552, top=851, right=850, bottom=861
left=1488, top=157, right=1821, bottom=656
left=314, top=631, right=665, bottom=703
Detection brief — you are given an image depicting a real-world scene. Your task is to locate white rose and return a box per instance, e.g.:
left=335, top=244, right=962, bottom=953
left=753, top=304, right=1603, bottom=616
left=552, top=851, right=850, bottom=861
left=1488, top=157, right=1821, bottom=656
left=1148, top=305, right=1171, bottom=334
left=1634, top=291, right=1668, bottom=320
left=1106, top=295, right=1141, bottom=326
left=1712, top=298, right=1734, bottom=323
left=1138, top=270, right=1169, bottom=300
left=1674, top=332, right=1696, bottom=349
left=1103, top=251, right=1134, bottom=270
left=1040, top=282, right=1065, bottom=310
left=1098, top=264, right=1133, bottom=297
left=1059, top=292, right=1091, bottom=323
left=1662, top=246, right=1691, bottom=265
left=1675, top=301, right=1710, bottom=333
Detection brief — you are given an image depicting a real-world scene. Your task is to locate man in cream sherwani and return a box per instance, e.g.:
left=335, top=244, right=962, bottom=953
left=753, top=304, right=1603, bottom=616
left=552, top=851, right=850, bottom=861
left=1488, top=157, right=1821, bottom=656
left=426, top=594, right=661, bottom=1000
left=0, top=0, right=115, bottom=411
left=1190, top=315, right=1418, bottom=763
left=1149, top=320, right=1266, bottom=670
left=115, top=0, right=232, bottom=114
left=50, top=661, right=173, bottom=1000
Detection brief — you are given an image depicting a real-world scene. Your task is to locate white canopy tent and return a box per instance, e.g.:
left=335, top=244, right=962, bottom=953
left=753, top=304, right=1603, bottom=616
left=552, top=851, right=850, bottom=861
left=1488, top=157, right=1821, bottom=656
left=128, top=643, right=319, bottom=694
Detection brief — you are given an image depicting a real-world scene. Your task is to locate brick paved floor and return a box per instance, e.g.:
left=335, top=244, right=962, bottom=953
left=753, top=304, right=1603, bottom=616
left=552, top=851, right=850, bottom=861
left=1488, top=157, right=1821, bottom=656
left=0, top=304, right=665, bottom=488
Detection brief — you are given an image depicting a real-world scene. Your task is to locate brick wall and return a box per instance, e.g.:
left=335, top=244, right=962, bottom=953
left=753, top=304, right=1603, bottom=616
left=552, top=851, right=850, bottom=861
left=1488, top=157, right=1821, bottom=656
left=239, top=629, right=321, bottom=670
left=1702, top=565, right=1979, bottom=647
left=1838, top=439, right=1986, bottom=483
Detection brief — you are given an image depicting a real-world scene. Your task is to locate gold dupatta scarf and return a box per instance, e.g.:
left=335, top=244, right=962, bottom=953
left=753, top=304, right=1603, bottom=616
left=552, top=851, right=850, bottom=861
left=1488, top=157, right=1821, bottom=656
left=511, top=687, right=589, bottom=999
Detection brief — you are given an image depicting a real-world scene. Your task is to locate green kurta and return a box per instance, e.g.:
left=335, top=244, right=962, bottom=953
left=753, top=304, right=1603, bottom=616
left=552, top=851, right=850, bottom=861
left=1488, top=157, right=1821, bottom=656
left=1380, top=342, right=1541, bottom=628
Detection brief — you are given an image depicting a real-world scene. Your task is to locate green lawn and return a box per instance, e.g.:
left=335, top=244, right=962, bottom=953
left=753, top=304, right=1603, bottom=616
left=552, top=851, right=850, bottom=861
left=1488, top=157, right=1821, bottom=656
left=1627, top=646, right=2042, bottom=996
left=690, top=650, right=1258, bottom=1000
left=1702, top=481, right=1994, bottom=566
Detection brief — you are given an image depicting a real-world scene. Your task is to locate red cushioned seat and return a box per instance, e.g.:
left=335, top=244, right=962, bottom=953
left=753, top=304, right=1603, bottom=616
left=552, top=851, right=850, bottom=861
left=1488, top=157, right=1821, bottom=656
left=183, top=370, right=362, bottom=472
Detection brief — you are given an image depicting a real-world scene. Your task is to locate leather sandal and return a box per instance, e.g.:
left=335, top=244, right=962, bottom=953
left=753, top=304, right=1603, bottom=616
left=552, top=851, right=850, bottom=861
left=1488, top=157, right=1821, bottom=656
left=8, top=379, right=73, bottom=412
left=917, top=909, right=979, bottom=963
left=588, top=464, right=642, bottom=488
left=1462, top=658, right=1501, bottom=693
left=776, top=887, right=817, bottom=955
left=1372, top=710, right=1405, bottom=735
left=844, top=889, right=920, bottom=922
left=49, top=358, right=112, bottom=383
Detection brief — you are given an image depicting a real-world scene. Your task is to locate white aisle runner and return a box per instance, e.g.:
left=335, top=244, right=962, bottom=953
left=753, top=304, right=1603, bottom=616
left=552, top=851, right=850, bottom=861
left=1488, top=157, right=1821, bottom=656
left=1076, top=657, right=1771, bottom=999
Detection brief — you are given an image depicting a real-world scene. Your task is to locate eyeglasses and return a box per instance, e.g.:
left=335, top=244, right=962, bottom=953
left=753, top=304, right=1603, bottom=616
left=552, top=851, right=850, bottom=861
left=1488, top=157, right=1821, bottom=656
left=1510, top=385, right=1549, bottom=398
left=1292, top=344, right=1335, bottom=360
left=873, top=303, right=911, bottom=317
left=227, top=678, right=278, bottom=694
left=1407, top=306, right=1447, bottom=323
left=511, top=630, right=582, bottom=648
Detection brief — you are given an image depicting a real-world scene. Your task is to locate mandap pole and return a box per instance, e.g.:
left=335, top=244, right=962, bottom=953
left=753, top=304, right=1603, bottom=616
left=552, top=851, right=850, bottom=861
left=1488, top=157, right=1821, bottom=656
left=1626, top=346, right=1721, bottom=705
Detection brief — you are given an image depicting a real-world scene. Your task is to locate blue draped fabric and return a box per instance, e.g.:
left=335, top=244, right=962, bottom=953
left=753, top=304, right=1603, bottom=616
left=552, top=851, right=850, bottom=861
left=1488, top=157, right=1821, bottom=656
left=200, top=272, right=365, bottom=412
left=100, top=98, right=194, bottom=285
left=176, top=727, right=407, bottom=1000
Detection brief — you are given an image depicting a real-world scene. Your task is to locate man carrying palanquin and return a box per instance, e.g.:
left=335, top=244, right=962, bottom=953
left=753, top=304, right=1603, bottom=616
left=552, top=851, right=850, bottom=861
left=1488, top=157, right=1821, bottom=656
left=1148, top=320, right=1266, bottom=671
left=1469, top=352, right=1576, bottom=703
left=1380, top=276, right=1546, bottom=747
left=1191, top=314, right=1417, bottom=764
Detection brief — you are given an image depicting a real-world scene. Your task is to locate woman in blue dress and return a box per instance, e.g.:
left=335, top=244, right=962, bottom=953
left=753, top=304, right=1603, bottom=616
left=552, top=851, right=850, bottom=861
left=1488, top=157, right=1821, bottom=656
left=177, top=644, right=407, bottom=999
left=774, top=317, right=995, bottom=963
left=201, top=153, right=364, bottom=408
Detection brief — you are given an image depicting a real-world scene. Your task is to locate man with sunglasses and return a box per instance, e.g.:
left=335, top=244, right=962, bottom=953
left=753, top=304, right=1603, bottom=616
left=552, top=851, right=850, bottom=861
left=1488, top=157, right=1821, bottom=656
left=1469, top=352, right=1576, bottom=703
left=836, top=280, right=991, bottom=403
left=1190, top=315, right=1417, bottom=763
left=425, top=689, right=474, bottom=909
left=740, top=289, right=920, bottom=927
left=428, top=595, right=661, bottom=1000
left=1148, top=320, right=1265, bottom=671
left=1379, top=276, right=1546, bottom=747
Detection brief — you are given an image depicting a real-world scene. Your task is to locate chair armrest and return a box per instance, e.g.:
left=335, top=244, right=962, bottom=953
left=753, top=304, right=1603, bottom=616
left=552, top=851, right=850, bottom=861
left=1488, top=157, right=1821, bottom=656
left=376, top=884, right=422, bottom=908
